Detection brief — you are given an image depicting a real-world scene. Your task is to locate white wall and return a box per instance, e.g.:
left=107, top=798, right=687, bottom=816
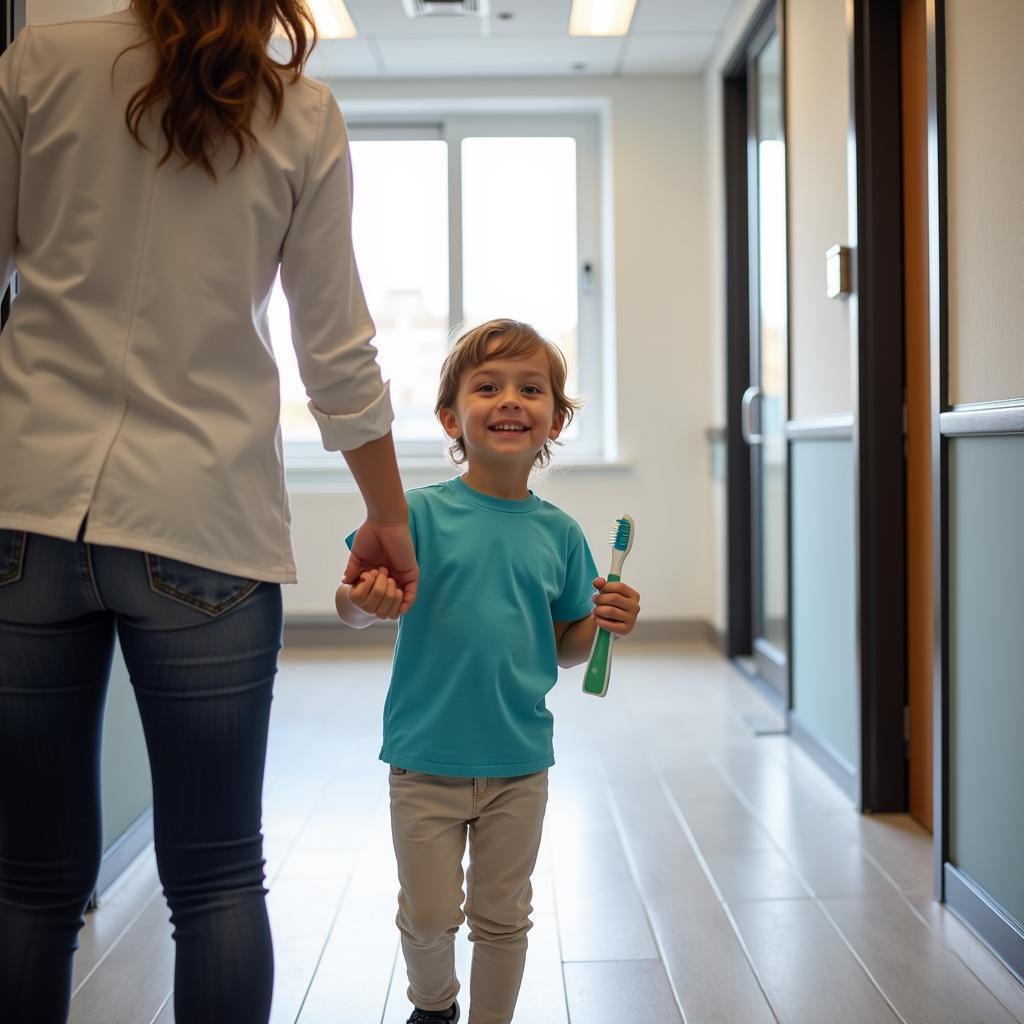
left=26, top=0, right=119, bottom=23
left=787, top=0, right=852, bottom=421
left=946, top=0, right=1024, bottom=406
left=285, top=74, right=714, bottom=624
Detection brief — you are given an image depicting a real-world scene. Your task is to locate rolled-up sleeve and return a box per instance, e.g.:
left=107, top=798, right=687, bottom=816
left=0, top=30, right=27, bottom=292
left=279, top=83, right=393, bottom=452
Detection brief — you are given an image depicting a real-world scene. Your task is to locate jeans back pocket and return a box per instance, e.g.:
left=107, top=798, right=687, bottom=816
left=145, top=553, right=259, bottom=616
left=0, top=530, right=26, bottom=587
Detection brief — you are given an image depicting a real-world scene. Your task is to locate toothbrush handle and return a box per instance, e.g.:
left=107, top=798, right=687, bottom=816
left=582, top=572, right=620, bottom=698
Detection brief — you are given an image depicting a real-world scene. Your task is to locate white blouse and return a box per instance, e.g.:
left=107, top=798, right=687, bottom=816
left=0, top=11, right=392, bottom=582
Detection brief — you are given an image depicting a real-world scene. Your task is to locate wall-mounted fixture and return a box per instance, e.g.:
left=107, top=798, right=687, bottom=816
left=569, top=0, right=638, bottom=37
left=825, top=244, right=853, bottom=299
left=402, top=0, right=490, bottom=17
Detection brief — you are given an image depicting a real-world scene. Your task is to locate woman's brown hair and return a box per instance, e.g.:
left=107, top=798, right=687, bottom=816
left=118, top=0, right=318, bottom=179
left=435, top=319, right=582, bottom=468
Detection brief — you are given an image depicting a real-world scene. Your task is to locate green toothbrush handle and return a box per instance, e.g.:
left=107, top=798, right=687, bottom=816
left=583, top=572, right=620, bottom=698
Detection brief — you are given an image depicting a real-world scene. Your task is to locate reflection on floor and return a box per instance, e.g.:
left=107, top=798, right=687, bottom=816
left=70, top=643, right=1024, bottom=1023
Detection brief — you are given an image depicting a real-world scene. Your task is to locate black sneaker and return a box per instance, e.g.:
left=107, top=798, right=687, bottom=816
left=406, top=1001, right=460, bottom=1024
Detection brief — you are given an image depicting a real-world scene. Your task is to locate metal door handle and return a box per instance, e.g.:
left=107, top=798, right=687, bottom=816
left=741, top=385, right=762, bottom=445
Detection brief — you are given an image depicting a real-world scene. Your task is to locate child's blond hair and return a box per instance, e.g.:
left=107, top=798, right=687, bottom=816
left=435, top=319, right=581, bottom=467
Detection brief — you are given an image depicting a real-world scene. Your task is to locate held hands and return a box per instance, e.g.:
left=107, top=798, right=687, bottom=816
left=345, top=566, right=406, bottom=621
left=592, top=576, right=640, bottom=637
left=343, top=519, right=418, bottom=615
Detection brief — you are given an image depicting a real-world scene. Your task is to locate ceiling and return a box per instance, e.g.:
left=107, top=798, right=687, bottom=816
left=310, top=0, right=738, bottom=78
left=25, top=0, right=739, bottom=78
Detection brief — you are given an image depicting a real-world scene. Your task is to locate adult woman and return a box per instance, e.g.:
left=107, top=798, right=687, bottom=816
left=0, top=2, right=416, bottom=1021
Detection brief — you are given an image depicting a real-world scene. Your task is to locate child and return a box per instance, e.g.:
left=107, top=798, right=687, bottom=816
left=335, top=319, right=640, bottom=1024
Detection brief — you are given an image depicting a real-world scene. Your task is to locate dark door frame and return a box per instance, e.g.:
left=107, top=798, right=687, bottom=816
left=2, top=3, right=12, bottom=330
left=1, top=0, right=24, bottom=333
left=723, top=48, right=753, bottom=663
left=848, top=0, right=908, bottom=812
left=724, top=0, right=909, bottom=810
left=925, top=0, right=950, bottom=910
left=2, top=2, right=24, bottom=57
left=746, top=11, right=790, bottom=701
left=722, top=0, right=779, bottom=671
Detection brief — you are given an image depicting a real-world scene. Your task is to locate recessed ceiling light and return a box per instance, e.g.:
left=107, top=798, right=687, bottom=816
left=307, top=0, right=358, bottom=40
left=568, top=0, right=638, bottom=37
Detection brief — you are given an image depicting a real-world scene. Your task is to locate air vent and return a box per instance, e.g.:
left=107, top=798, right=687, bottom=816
left=402, top=0, right=490, bottom=17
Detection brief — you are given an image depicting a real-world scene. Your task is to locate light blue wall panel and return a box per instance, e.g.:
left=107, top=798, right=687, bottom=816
left=101, top=638, right=152, bottom=852
left=949, top=435, right=1024, bottom=927
left=791, top=439, right=858, bottom=769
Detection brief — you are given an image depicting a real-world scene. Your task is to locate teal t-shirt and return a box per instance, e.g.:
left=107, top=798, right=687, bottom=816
left=348, top=476, right=598, bottom=777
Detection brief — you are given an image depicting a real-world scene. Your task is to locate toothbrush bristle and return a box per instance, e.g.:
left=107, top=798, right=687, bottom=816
left=610, top=516, right=632, bottom=550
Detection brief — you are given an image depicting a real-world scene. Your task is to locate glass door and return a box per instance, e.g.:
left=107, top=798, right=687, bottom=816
left=743, top=25, right=789, bottom=697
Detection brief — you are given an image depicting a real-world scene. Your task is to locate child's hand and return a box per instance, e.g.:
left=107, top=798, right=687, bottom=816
left=344, top=520, right=419, bottom=615
left=592, top=576, right=640, bottom=637
left=348, top=566, right=405, bottom=621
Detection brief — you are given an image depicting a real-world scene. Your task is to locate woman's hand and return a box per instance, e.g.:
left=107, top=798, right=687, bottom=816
left=344, top=567, right=405, bottom=621
left=343, top=520, right=418, bottom=614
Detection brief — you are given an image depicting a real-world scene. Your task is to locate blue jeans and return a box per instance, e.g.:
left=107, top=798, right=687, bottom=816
left=0, top=531, right=282, bottom=1024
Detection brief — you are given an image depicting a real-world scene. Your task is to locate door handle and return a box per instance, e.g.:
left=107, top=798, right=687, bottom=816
left=741, top=385, right=762, bottom=445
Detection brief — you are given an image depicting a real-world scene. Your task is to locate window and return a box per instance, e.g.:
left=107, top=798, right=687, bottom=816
left=272, top=111, right=606, bottom=467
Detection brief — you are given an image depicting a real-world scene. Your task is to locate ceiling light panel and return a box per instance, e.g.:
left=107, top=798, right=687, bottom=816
left=568, top=0, right=638, bottom=37
left=308, top=0, right=359, bottom=39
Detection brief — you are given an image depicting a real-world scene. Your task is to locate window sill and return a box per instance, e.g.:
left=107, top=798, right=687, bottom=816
left=284, top=455, right=632, bottom=493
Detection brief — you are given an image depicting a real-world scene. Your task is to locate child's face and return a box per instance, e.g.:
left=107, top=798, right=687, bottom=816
left=440, top=343, right=563, bottom=468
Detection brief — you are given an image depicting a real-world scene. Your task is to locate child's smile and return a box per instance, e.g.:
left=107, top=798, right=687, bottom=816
left=441, top=346, right=562, bottom=469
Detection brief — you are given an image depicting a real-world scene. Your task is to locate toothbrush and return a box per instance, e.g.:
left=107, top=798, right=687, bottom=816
left=582, top=515, right=635, bottom=698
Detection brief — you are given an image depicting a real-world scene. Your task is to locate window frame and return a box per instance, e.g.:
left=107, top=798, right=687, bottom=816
left=282, top=106, right=610, bottom=472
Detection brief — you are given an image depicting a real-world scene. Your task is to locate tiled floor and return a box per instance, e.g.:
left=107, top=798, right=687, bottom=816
left=69, top=643, right=1024, bottom=1023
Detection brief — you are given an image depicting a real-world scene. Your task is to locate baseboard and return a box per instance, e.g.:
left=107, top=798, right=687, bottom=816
left=945, top=864, right=1024, bottom=985
left=283, top=617, right=715, bottom=648
left=708, top=623, right=728, bottom=655
left=94, top=808, right=154, bottom=903
left=284, top=619, right=397, bottom=647
left=788, top=711, right=858, bottom=805
left=734, top=660, right=788, bottom=714
left=633, top=619, right=713, bottom=643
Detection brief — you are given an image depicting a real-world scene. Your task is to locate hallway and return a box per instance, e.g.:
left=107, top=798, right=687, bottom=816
left=69, top=644, right=1024, bottom=1023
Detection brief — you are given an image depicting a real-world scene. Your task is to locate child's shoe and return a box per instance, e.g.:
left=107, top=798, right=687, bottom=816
left=406, top=1001, right=459, bottom=1023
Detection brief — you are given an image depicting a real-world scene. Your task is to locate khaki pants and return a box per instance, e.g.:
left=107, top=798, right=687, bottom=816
left=388, top=767, right=549, bottom=1024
